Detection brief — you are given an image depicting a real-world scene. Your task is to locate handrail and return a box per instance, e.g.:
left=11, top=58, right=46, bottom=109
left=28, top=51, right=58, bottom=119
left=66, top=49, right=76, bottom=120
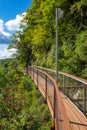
left=34, top=66, right=87, bottom=85
left=34, top=66, right=87, bottom=117
left=27, top=66, right=71, bottom=130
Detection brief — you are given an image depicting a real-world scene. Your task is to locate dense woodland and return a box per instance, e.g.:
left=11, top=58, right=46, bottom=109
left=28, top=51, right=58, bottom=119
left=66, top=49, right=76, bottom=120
left=9, top=0, right=87, bottom=78
left=0, top=59, right=52, bottom=129
left=0, top=0, right=87, bottom=129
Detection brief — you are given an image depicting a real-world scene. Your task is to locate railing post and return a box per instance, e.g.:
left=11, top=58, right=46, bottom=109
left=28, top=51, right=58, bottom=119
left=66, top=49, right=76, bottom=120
left=26, top=66, right=28, bottom=75
left=54, top=85, right=56, bottom=130
left=30, top=66, right=31, bottom=75
left=50, top=84, right=56, bottom=130
left=45, top=75, right=47, bottom=102
left=33, top=68, right=34, bottom=80
left=37, top=70, right=38, bottom=88
left=63, top=75, right=65, bottom=94
left=83, top=85, right=86, bottom=114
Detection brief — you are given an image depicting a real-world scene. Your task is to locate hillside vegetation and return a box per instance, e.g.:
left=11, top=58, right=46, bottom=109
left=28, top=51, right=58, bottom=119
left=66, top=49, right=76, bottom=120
left=0, top=60, right=52, bottom=129
left=9, top=0, right=87, bottom=78
left=0, top=0, right=87, bottom=129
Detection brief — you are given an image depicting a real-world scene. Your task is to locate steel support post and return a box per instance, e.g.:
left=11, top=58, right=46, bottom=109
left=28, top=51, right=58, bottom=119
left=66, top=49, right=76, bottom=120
left=56, top=8, right=58, bottom=83
left=45, top=75, right=47, bottom=102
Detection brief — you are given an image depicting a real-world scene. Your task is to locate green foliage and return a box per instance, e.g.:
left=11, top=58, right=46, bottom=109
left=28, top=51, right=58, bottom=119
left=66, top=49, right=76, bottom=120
left=75, top=30, right=87, bottom=78
left=1, top=0, right=87, bottom=128
left=9, top=0, right=87, bottom=78
left=75, top=30, right=87, bottom=60
left=0, top=61, right=52, bottom=129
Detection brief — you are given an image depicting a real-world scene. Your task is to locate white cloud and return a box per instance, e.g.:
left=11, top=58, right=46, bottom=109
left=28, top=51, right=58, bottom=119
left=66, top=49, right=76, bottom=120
left=0, top=19, right=4, bottom=31
left=0, top=44, right=17, bottom=59
left=0, top=31, right=11, bottom=44
left=0, top=12, right=25, bottom=59
left=2, top=31, right=11, bottom=37
left=0, top=19, right=11, bottom=44
left=5, top=13, right=26, bottom=31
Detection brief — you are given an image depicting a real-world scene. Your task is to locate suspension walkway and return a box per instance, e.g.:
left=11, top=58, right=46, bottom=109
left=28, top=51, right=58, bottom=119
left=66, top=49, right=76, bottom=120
left=26, top=66, right=87, bottom=130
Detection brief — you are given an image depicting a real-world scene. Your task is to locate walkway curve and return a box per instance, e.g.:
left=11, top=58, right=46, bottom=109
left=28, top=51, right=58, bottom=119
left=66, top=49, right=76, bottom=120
left=26, top=66, right=87, bottom=130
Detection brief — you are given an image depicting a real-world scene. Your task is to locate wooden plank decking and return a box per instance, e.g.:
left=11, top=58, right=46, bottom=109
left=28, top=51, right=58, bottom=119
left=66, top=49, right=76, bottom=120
left=28, top=67, right=87, bottom=130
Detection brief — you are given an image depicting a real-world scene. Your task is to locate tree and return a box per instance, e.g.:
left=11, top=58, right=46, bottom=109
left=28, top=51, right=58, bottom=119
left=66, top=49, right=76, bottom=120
left=9, top=0, right=87, bottom=77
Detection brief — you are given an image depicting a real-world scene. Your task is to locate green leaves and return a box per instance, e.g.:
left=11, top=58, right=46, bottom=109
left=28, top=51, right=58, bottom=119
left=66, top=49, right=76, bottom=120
left=0, top=60, right=52, bottom=129
left=75, top=30, right=87, bottom=60
left=9, top=0, right=87, bottom=77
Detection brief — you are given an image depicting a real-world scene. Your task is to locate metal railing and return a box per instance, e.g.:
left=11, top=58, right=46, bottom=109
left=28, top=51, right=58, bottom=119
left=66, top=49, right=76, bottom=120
left=27, top=66, right=71, bottom=130
left=35, top=66, right=87, bottom=117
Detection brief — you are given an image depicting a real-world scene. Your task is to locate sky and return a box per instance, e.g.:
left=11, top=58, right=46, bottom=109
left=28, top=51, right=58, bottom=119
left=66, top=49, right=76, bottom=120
left=0, top=0, right=32, bottom=59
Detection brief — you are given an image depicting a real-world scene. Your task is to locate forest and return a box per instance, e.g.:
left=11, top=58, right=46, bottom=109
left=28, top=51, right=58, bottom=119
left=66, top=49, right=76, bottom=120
left=0, top=58, right=52, bottom=129
left=10, top=0, right=87, bottom=78
left=0, top=0, right=87, bottom=129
